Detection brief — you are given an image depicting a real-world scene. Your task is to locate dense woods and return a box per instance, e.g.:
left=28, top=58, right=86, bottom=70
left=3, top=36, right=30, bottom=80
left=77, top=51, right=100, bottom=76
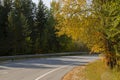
left=0, top=0, right=84, bottom=56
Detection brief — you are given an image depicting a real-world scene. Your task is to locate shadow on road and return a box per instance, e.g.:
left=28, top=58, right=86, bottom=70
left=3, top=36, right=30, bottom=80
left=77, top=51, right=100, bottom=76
left=0, top=56, right=97, bottom=69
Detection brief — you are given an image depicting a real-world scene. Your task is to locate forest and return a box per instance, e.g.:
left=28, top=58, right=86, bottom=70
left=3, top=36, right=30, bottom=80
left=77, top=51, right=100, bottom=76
left=0, top=0, right=120, bottom=69
left=0, top=0, right=87, bottom=56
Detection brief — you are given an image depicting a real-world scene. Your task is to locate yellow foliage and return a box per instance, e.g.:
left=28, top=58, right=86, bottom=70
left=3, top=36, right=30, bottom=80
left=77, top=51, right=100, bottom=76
left=52, top=0, right=107, bottom=54
left=91, top=44, right=105, bottom=53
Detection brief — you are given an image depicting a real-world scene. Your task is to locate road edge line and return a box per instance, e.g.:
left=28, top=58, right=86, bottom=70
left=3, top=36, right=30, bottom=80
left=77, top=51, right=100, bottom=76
left=35, top=66, right=68, bottom=80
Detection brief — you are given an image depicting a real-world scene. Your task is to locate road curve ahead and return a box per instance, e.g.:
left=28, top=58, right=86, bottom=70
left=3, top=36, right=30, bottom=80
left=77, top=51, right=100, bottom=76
left=0, top=56, right=98, bottom=80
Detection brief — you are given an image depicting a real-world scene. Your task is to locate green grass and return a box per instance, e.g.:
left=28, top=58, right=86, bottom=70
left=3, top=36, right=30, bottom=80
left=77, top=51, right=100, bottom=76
left=85, top=60, right=120, bottom=80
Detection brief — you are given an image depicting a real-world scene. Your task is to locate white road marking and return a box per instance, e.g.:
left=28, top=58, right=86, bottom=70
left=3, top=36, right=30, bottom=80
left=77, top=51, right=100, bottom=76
left=35, top=66, right=68, bottom=80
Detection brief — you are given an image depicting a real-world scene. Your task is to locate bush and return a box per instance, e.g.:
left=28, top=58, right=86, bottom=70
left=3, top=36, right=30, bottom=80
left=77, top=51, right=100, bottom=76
left=86, top=60, right=120, bottom=80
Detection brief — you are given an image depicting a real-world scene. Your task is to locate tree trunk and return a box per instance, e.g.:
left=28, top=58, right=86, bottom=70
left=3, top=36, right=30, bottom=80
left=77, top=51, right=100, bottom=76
left=105, top=53, right=117, bottom=69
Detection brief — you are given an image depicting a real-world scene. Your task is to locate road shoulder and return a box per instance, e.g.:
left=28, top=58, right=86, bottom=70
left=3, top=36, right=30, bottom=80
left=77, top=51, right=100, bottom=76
left=62, top=66, right=87, bottom=80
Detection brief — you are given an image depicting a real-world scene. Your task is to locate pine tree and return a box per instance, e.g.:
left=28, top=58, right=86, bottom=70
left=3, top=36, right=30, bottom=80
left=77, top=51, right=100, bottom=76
left=7, top=0, right=31, bottom=54
left=0, top=0, right=12, bottom=55
left=8, top=9, right=30, bottom=54
left=16, top=0, right=36, bottom=52
left=34, top=0, right=48, bottom=53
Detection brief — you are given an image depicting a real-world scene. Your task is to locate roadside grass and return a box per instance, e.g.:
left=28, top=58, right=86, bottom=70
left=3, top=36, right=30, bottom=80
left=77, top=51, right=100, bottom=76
left=86, top=60, right=120, bottom=80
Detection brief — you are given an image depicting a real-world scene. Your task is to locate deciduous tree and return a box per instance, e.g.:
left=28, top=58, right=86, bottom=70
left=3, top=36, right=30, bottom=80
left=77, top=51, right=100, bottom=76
left=54, top=0, right=120, bottom=68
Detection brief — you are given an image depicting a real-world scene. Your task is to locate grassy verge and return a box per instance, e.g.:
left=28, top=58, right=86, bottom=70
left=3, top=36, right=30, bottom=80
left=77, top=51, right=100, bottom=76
left=63, top=60, right=120, bottom=80
left=86, top=60, right=120, bottom=80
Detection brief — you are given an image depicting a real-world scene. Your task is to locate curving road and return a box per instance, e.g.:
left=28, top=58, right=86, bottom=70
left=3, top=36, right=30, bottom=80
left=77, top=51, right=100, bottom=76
left=0, top=56, right=98, bottom=80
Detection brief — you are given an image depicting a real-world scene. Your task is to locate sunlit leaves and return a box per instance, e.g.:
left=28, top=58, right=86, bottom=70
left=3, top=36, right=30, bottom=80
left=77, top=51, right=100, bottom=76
left=54, top=0, right=120, bottom=55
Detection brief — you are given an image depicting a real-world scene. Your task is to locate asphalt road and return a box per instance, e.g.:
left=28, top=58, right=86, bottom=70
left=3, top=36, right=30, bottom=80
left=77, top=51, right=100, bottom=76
left=0, top=56, right=98, bottom=80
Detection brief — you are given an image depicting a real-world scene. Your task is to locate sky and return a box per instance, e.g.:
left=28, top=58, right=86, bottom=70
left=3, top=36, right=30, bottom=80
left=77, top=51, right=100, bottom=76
left=32, top=0, right=92, bottom=8
left=32, top=0, right=51, bottom=8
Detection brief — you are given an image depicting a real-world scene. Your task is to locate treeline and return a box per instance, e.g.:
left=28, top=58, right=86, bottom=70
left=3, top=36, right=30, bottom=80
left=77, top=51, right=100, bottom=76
left=0, top=0, right=84, bottom=56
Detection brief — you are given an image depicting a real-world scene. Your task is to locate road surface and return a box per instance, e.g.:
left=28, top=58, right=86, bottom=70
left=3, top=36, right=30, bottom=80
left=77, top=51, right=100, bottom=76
left=0, top=56, right=98, bottom=80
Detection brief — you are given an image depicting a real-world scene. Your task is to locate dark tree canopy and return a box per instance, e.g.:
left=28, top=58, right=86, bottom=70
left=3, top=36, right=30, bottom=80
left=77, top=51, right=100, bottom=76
left=0, top=0, right=80, bottom=56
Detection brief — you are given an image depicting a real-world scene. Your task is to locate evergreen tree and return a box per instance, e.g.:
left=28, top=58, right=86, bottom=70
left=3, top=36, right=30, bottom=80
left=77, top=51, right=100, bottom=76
left=8, top=8, right=30, bottom=54
left=7, top=0, right=32, bottom=54
left=34, top=0, right=48, bottom=53
left=43, top=10, right=60, bottom=52
left=17, top=0, right=36, bottom=47
left=0, top=0, right=12, bottom=55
